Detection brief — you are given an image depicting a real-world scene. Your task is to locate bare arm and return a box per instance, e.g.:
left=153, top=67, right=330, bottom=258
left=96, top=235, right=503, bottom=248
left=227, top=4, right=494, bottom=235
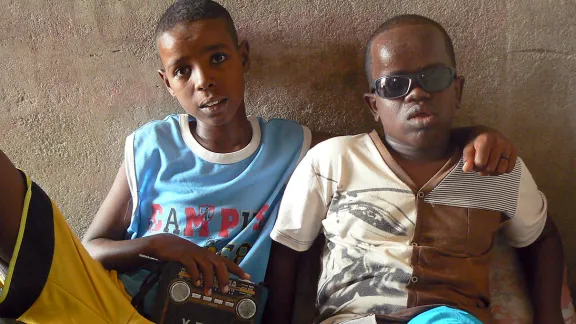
left=82, top=163, right=249, bottom=295
left=516, top=216, right=564, bottom=323
left=0, top=149, right=26, bottom=266
left=81, top=163, right=152, bottom=271
left=263, top=241, right=302, bottom=324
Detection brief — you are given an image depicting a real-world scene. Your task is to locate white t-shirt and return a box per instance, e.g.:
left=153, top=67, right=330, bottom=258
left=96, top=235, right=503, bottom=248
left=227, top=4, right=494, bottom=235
left=271, top=131, right=547, bottom=322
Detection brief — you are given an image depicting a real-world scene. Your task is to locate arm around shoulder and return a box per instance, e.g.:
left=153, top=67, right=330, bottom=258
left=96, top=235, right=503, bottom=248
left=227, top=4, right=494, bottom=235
left=453, top=125, right=518, bottom=175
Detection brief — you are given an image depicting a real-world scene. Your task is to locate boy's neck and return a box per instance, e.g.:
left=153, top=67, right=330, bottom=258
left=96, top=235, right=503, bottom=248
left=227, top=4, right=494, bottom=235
left=384, top=135, right=452, bottom=162
left=192, top=115, right=253, bottom=154
left=384, top=135, right=454, bottom=189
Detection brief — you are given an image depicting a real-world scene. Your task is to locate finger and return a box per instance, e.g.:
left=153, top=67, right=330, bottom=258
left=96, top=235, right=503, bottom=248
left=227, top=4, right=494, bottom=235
left=212, top=257, right=230, bottom=293
left=197, top=260, right=215, bottom=296
left=506, top=146, right=518, bottom=173
left=484, top=139, right=504, bottom=173
left=495, top=145, right=512, bottom=175
left=462, top=143, right=476, bottom=173
left=473, top=135, right=492, bottom=171
left=494, top=158, right=508, bottom=175
left=181, top=258, right=201, bottom=287
left=224, top=258, right=251, bottom=280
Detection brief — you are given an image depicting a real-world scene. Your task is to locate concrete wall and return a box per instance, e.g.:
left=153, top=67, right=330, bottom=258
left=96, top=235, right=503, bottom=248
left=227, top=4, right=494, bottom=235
left=1, top=0, right=575, bottom=288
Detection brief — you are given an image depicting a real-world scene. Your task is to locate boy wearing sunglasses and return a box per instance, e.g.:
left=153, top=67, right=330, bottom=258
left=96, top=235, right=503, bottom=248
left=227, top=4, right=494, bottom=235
left=269, top=14, right=564, bottom=324
left=0, top=2, right=531, bottom=323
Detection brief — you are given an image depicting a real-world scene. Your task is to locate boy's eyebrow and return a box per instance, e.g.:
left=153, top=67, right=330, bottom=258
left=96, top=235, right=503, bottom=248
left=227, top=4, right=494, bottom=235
left=167, top=57, right=190, bottom=71
left=166, top=43, right=231, bottom=71
left=201, top=43, right=230, bottom=54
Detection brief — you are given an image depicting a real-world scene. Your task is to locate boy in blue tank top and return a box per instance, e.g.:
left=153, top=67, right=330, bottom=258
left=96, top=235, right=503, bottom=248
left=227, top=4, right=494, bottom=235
left=0, top=1, right=519, bottom=323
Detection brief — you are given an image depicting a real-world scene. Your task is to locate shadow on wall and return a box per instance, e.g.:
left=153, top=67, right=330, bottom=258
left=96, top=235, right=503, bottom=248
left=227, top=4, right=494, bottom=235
left=244, top=37, right=377, bottom=135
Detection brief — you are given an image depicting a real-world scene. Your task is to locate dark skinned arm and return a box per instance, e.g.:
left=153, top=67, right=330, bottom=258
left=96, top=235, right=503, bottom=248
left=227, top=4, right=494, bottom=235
left=516, top=216, right=564, bottom=324
left=0, top=149, right=26, bottom=270
left=82, top=163, right=249, bottom=295
left=81, top=162, right=148, bottom=271
left=262, top=241, right=302, bottom=324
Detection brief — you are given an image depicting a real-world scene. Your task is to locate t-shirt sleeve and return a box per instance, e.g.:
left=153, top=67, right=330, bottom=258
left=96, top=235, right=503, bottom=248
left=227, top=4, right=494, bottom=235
left=501, top=159, right=548, bottom=248
left=271, top=154, right=329, bottom=252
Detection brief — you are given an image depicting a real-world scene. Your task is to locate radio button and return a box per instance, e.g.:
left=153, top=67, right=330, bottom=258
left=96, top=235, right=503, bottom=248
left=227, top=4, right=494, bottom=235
left=236, top=298, right=257, bottom=320
left=169, top=281, right=191, bottom=303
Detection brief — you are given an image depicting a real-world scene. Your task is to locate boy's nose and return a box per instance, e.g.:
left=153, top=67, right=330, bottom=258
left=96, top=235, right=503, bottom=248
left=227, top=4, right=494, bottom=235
left=195, top=69, right=216, bottom=91
left=405, top=85, right=431, bottom=102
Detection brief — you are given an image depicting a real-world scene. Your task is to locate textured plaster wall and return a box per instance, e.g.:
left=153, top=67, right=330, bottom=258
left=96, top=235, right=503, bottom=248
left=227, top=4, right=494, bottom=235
left=1, top=0, right=575, bottom=287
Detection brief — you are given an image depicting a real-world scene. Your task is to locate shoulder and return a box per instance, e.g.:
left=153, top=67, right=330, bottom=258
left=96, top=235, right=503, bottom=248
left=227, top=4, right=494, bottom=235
left=259, top=117, right=306, bottom=135
left=130, top=114, right=182, bottom=138
left=515, top=157, right=539, bottom=188
left=304, top=133, right=372, bottom=166
left=126, top=114, right=185, bottom=158
left=258, top=117, right=311, bottom=152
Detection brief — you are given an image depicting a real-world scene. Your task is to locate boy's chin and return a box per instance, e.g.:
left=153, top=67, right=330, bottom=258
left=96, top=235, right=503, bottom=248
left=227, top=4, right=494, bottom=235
left=194, top=113, right=246, bottom=128
left=407, top=129, right=452, bottom=146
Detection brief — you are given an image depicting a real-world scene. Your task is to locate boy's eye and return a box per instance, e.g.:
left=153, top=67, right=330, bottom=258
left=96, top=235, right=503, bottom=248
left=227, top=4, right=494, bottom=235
left=211, top=53, right=227, bottom=64
left=174, top=67, right=191, bottom=78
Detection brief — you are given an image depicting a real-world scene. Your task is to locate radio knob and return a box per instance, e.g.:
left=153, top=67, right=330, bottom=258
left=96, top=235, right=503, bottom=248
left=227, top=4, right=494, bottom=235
left=169, top=280, right=191, bottom=303
left=236, top=298, right=257, bottom=320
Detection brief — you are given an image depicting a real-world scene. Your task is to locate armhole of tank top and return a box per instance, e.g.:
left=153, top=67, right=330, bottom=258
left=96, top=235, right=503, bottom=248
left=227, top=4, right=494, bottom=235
left=124, top=133, right=139, bottom=217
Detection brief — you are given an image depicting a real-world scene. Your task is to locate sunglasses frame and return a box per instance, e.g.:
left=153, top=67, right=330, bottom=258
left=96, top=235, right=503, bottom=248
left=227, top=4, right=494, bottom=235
left=372, top=66, right=457, bottom=99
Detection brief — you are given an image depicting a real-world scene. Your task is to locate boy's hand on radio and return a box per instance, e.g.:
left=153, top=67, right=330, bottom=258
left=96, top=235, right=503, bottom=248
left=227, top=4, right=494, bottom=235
left=148, top=233, right=251, bottom=296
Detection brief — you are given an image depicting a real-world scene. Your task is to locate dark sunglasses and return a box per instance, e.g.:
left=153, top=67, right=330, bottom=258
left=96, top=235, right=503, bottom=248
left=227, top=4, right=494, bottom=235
left=372, top=66, right=456, bottom=99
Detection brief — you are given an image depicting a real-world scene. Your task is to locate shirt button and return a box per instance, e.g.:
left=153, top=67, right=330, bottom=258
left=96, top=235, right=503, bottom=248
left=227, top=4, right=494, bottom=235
left=417, top=192, right=425, bottom=199
left=411, top=242, right=418, bottom=247
left=410, top=276, right=419, bottom=283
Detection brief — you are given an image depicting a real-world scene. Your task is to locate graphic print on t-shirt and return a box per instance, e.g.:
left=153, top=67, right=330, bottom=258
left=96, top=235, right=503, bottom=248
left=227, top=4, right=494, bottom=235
left=319, top=185, right=415, bottom=320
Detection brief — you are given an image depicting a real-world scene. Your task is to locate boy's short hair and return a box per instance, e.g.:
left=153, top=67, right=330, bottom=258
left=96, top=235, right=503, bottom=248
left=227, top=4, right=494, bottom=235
left=155, top=0, right=239, bottom=45
left=364, top=14, right=456, bottom=84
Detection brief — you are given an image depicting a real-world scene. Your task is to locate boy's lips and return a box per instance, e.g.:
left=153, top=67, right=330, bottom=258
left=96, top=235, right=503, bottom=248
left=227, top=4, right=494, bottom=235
left=407, top=106, right=437, bottom=127
left=407, top=106, right=435, bottom=119
left=199, top=97, right=227, bottom=109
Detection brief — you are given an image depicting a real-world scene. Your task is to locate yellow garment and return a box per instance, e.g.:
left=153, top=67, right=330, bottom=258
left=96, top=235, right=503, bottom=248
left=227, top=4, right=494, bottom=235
left=0, top=173, right=152, bottom=324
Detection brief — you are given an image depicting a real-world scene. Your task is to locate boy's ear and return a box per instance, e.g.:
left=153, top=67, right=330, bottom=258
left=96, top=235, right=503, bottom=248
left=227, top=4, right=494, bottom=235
left=363, top=92, right=380, bottom=122
left=158, top=69, right=175, bottom=96
left=238, top=40, right=250, bottom=72
left=454, top=76, right=465, bottom=109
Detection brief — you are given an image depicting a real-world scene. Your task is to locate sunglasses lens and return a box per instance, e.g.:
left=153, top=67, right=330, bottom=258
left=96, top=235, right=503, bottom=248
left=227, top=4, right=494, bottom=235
left=419, top=67, right=454, bottom=92
left=376, top=76, right=411, bottom=99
